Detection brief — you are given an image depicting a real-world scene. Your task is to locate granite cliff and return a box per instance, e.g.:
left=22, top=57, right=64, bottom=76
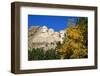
left=28, top=26, right=66, bottom=51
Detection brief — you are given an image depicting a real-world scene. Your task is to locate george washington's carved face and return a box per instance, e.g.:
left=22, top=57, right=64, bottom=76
left=42, top=26, right=48, bottom=33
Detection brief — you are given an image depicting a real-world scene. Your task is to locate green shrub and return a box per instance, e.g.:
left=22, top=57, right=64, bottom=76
left=28, top=48, right=60, bottom=60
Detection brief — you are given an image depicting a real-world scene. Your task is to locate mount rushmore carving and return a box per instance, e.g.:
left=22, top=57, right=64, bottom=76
left=28, top=26, right=66, bottom=51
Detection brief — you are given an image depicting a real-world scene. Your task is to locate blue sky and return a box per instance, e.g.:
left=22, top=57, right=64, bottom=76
left=28, top=15, right=79, bottom=31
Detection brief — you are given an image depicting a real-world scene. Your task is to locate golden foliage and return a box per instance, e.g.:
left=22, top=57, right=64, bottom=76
left=57, top=23, right=88, bottom=59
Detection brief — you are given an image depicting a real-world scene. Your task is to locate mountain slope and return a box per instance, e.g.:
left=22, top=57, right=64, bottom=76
left=28, top=26, right=65, bottom=51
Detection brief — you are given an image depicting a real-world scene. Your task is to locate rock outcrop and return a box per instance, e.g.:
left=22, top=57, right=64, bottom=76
left=28, top=26, right=66, bottom=51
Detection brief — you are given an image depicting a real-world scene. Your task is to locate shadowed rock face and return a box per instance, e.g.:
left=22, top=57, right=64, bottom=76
left=28, top=26, right=41, bottom=49
left=28, top=26, right=66, bottom=51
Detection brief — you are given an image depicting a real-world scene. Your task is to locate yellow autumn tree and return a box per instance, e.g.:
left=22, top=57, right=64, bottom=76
left=56, top=18, right=88, bottom=59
